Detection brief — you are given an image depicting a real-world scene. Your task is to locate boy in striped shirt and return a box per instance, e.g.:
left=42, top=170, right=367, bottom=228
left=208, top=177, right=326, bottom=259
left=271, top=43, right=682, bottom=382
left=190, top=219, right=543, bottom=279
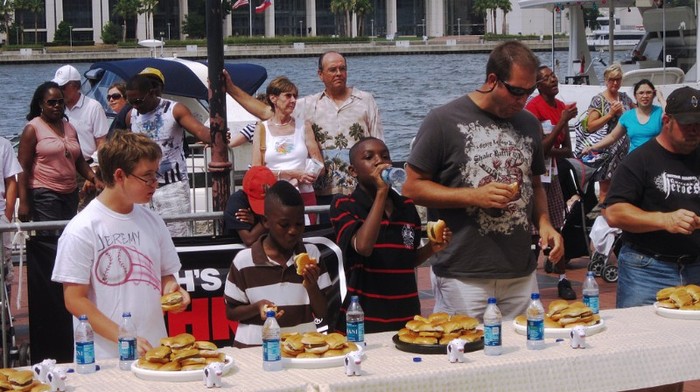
left=330, top=137, right=452, bottom=333
left=224, top=180, right=331, bottom=347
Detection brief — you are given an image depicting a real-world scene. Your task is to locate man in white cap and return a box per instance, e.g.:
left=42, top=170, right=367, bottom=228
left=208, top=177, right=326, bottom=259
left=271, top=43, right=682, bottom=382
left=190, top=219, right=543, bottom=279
left=51, top=64, right=108, bottom=163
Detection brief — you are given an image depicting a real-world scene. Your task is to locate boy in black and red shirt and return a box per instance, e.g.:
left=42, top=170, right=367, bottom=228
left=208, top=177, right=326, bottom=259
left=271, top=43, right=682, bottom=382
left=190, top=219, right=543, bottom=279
left=330, top=137, right=452, bottom=333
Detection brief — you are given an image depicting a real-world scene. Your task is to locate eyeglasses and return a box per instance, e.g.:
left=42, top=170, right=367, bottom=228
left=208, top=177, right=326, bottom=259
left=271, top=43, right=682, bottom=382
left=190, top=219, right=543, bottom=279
left=107, top=93, right=123, bottom=101
left=128, top=98, right=145, bottom=106
left=45, top=99, right=65, bottom=106
left=636, top=91, right=654, bottom=96
left=607, top=78, right=622, bottom=83
left=130, top=173, right=158, bottom=187
left=499, top=79, right=537, bottom=97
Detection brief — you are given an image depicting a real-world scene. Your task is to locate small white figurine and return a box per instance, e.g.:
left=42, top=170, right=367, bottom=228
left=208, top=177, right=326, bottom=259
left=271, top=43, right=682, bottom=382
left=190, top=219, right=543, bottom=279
left=47, top=366, right=67, bottom=392
left=570, top=325, right=587, bottom=349
left=203, top=362, right=224, bottom=388
left=32, top=358, right=56, bottom=383
left=344, top=350, right=362, bottom=376
left=447, top=338, right=467, bottom=363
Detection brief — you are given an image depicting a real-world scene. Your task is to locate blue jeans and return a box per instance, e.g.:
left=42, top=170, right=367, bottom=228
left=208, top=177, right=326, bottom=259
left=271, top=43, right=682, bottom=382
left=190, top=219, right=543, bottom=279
left=616, top=243, right=700, bottom=308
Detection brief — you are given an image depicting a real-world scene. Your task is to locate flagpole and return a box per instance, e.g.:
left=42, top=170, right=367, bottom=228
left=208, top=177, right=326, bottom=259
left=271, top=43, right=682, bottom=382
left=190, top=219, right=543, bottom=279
left=249, top=0, right=252, bottom=37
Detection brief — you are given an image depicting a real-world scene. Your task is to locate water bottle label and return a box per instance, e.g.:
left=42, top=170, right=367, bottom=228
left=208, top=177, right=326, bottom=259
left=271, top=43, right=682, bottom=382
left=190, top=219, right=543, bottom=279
left=76, top=341, right=95, bottom=365
left=262, top=339, right=281, bottom=362
left=119, top=338, right=136, bottom=361
left=347, top=321, right=364, bottom=342
left=583, top=295, right=600, bottom=314
left=527, top=319, right=544, bottom=341
left=484, top=324, right=501, bottom=347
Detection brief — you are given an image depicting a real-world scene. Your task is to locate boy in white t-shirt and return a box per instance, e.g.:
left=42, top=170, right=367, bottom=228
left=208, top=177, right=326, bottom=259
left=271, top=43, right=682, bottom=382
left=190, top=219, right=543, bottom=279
left=52, top=131, right=191, bottom=360
left=0, top=136, right=22, bottom=299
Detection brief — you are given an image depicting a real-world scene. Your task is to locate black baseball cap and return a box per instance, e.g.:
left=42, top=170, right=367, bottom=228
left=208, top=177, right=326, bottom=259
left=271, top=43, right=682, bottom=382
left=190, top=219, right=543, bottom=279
left=666, top=86, right=700, bottom=124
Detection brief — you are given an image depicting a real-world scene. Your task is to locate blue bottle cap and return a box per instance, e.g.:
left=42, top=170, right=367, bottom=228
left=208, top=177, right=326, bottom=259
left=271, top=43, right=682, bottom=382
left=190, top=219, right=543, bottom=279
left=412, top=357, right=422, bottom=362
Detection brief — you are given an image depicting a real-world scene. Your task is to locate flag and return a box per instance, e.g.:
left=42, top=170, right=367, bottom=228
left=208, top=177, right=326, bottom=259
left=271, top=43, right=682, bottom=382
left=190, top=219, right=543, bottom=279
left=232, top=0, right=248, bottom=9
left=255, top=0, right=272, bottom=13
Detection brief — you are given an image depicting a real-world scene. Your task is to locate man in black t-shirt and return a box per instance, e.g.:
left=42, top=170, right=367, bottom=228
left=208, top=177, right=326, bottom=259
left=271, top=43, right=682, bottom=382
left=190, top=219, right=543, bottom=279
left=605, top=86, right=700, bottom=309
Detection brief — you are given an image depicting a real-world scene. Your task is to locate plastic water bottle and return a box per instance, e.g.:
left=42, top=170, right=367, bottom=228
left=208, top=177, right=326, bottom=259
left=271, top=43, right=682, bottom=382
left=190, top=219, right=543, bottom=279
left=583, top=271, right=600, bottom=314
left=346, top=295, right=365, bottom=346
left=483, top=297, right=502, bottom=356
left=381, top=167, right=406, bottom=189
left=74, top=314, right=96, bottom=374
left=262, top=310, right=282, bottom=371
left=526, top=293, right=545, bottom=350
left=118, top=312, right=137, bottom=370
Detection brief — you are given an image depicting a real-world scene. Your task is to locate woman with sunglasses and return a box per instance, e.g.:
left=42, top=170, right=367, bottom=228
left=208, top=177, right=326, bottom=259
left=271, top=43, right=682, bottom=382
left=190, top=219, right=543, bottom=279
left=582, top=79, right=665, bottom=156
left=579, top=63, right=636, bottom=204
left=106, top=82, right=127, bottom=114
left=17, top=81, right=103, bottom=225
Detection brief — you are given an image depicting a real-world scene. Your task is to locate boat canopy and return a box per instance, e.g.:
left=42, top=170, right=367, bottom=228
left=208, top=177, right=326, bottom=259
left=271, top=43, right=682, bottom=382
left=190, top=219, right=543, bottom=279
left=88, top=58, right=267, bottom=99
left=519, top=0, right=636, bottom=10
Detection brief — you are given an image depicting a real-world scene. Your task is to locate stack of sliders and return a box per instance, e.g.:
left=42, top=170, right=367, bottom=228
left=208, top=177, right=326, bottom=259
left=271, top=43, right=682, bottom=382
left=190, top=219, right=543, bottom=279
left=656, top=285, right=700, bottom=310
left=281, top=332, right=359, bottom=358
left=514, top=300, right=600, bottom=328
left=0, top=369, right=48, bottom=392
left=136, top=333, right=227, bottom=371
left=398, top=312, right=483, bottom=345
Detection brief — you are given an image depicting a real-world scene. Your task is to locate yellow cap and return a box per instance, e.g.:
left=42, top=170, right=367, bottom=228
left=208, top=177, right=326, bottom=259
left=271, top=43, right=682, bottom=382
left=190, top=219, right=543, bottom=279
left=138, top=67, right=165, bottom=84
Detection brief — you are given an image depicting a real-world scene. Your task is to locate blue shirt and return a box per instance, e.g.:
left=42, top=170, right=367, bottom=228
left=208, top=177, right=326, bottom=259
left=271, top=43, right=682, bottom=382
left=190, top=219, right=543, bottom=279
left=618, top=105, right=663, bottom=152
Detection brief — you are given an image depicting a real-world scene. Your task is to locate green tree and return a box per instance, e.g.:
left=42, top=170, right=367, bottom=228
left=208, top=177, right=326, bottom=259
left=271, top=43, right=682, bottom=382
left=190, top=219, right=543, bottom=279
left=496, top=0, right=511, bottom=35
left=53, top=20, right=70, bottom=44
left=25, top=0, right=42, bottom=44
left=101, top=21, right=121, bottom=44
left=354, top=0, right=372, bottom=36
left=182, top=13, right=205, bottom=38
left=0, top=0, right=14, bottom=44
left=138, top=0, right=159, bottom=39
left=13, top=0, right=25, bottom=44
left=473, top=0, right=495, bottom=35
left=113, top=0, right=139, bottom=41
left=330, top=0, right=352, bottom=36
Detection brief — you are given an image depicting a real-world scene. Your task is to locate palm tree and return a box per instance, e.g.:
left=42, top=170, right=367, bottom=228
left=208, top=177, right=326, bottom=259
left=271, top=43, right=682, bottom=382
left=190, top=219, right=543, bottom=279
left=25, top=0, right=42, bottom=44
left=0, top=0, right=15, bottom=44
left=330, top=0, right=352, bottom=36
left=138, top=0, right=159, bottom=39
left=497, top=0, right=511, bottom=35
left=113, top=0, right=139, bottom=41
left=473, top=0, right=495, bottom=35
left=353, top=0, right=372, bottom=36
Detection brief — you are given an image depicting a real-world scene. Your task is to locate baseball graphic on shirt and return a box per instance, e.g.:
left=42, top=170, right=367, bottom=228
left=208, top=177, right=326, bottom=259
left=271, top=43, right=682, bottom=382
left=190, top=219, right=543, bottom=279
left=94, top=244, right=160, bottom=290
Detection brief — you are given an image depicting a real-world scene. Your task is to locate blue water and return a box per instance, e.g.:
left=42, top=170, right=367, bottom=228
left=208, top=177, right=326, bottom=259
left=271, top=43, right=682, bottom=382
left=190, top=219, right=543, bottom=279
left=0, top=50, right=623, bottom=160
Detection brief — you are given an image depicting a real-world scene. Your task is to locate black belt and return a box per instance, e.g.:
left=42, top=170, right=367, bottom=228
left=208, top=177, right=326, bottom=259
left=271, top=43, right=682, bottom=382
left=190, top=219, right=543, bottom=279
left=627, top=242, right=700, bottom=265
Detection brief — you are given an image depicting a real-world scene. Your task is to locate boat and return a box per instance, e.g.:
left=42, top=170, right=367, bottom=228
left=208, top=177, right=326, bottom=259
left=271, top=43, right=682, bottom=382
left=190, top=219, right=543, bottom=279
left=586, top=15, right=645, bottom=51
left=519, top=0, right=699, bottom=124
left=82, top=58, right=268, bottom=213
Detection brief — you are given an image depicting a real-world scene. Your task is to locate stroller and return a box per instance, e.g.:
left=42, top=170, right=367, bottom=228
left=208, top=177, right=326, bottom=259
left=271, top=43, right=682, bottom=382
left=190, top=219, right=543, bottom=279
left=556, top=153, right=620, bottom=283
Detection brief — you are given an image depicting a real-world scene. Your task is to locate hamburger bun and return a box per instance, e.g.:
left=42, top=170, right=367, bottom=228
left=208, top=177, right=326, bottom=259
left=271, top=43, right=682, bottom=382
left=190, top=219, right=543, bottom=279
left=296, top=352, right=321, bottom=359
left=508, top=182, right=519, bottom=196
left=426, top=220, right=447, bottom=243
left=161, top=291, right=184, bottom=312
left=145, top=346, right=171, bottom=363
left=685, top=284, right=700, bottom=301
left=428, top=312, right=450, bottom=323
left=324, top=333, right=347, bottom=350
left=413, top=315, right=430, bottom=323
left=170, top=348, right=199, bottom=362
left=413, top=336, right=438, bottom=345
left=460, top=329, right=484, bottom=342
left=548, top=299, right=569, bottom=315
left=656, top=286, right=677, bottom=301
left=398, top=334, right=416, bottom=343
left=160, top=361, right=183, bottom=371
left=137, top=358, right=163, bottom=370
left=294, top=253, right=317, bottom=275
left=405, top=319, right=426, bottom=332
left=671, top=288, right=693, bottom=307
left=514, top=314, right=527, bottom=326
left=181, top=363, right=207, bottom=371
left=180, top=357, right=206, bottom=366
left=30, top=384, right=51, bottom=392
left=8, top=370, right=33, bottom=387
left=301, top=334, right=329, bottom=354
left=168, top=333, right=196, bottom=350
left=194, top=340, right=218, bottom=351
left=544, top=317, right=562, bottom=328
left=322, top=349, right=346, bottom=358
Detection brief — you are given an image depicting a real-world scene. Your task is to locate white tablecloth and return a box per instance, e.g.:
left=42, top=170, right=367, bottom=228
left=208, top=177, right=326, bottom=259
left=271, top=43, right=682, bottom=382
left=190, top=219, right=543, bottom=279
left=41, top=306, right=700, bottom=391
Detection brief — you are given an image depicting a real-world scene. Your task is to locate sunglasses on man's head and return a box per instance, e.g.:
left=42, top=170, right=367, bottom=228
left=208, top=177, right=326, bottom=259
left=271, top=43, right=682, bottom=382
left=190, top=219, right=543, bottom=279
left=499, top=79, right=537, bottom=97
left=107, top=93, right=123, bottom=101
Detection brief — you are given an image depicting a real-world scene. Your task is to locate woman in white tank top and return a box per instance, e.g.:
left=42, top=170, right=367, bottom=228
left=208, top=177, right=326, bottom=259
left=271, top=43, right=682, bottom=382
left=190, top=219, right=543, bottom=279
left=252, top=76, right=324, bottom=224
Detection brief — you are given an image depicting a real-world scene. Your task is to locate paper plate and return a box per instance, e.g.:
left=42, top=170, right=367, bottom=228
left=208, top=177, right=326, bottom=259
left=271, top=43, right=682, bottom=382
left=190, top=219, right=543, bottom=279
left=282, top=351, right=364, bottom=369
left=512, top=319, right=605, bottom=339
left=392, top=334, right=484, bottom=355
left=131, top=355, right=234, bottom=382
left=654, top=302, right=700, bottom=319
